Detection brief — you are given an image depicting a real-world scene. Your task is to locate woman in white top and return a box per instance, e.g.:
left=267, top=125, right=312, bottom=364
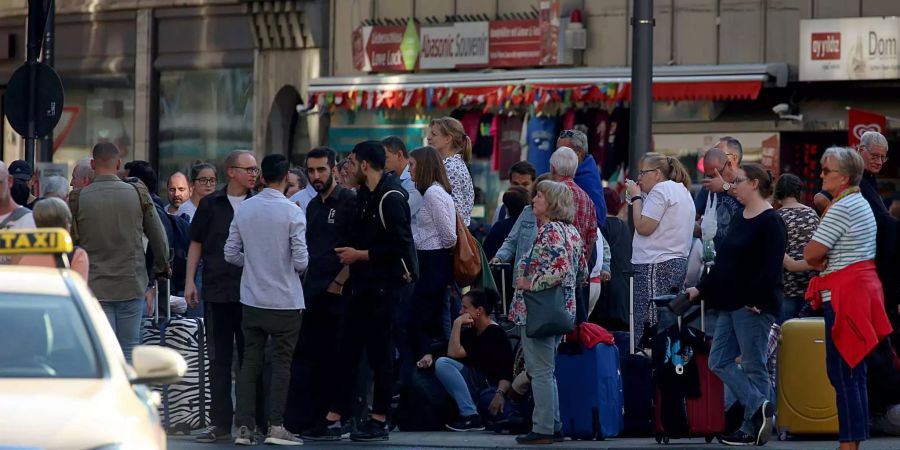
left=427, top=117, right=475, bottom=226
left=408, top=146, right=458, bottom=364
left=177, top=162, right=217, bottom=222
left=624, top=153, right=696, bottom=343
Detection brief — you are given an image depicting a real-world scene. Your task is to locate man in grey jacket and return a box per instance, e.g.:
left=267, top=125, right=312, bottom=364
left=225, top=154, right=308, bottom=446
left=69, top=142, right=169, bottom=362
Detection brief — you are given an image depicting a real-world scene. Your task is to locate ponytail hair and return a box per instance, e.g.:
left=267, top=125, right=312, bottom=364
left=742, top=163, right=774, bottom=199
left=430, top=117, right=472, bottom=163
left=641, top=153, right=692, bottom=190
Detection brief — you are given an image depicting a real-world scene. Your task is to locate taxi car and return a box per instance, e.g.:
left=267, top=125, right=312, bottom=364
left=0, top=228, right=187, bottom=450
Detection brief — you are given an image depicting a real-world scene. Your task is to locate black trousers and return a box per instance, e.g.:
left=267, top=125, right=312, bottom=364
left=284, top=292, right=348, bottom=431
left=332, top=288, right=399, bottom=417
left=204, top=302, right=267, bottom=429
left=410, top=248, right=453, bottom=359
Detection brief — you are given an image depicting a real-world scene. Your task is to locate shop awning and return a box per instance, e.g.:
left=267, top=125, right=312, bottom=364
left=306, top=63, right=788, bottom=110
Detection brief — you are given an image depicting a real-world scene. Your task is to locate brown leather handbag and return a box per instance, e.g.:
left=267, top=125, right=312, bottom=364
left=453, top=213, right=481, bottom=287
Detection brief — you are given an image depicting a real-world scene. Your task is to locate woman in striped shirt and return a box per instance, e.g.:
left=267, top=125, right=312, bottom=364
left=804, top=146, right=891, bottom=450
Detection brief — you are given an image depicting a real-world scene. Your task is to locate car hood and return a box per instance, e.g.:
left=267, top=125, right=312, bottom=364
left=0, top=378, right=160, bottom=450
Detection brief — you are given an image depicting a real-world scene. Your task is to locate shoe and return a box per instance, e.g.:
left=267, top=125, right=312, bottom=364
left=751, top=400, right=775, bottom=446
left=446, top=414, right=485, bottom=432
left=264, top=425, right=303, bottom=446
left=720, top=430, right=757, bottom=446
left=300, top=420, right=347, bottom=441
left=553, top=431, right=564, bottom=442
left=234, top=426, right=258, bottom=446
left=349, top=419, right=389, bottom=442
left=725, top=403, right=746, bottom=436
left=515, top=432, right=554, bottom=445
left=194, top=425, right=231, bottom=443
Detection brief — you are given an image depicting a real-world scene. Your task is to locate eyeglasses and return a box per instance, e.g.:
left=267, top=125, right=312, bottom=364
left=865, top=151, right=890, bottom=163
left=230, top=166, right=259, bottom=175
left=733, top=177, right=749, bottom=184
left=558, top=130, right=578, bottom=138
left=821, top=167, right=837, bottom=176
left=195, top=177, right=217, bottom=186
left=638, top=169, right=657, bottom=177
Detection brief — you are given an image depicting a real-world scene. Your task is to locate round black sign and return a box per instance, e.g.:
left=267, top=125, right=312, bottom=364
left=4, top=62, right=64, bottom=138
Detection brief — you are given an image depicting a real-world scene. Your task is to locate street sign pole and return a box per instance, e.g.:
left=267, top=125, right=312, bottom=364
left=39, top=0, right=54, bottom=162
left=24, top=0, right=46, bottom=166
left=629, top=0, right=654, bottom=186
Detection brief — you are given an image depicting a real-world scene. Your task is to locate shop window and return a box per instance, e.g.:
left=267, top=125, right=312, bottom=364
left=158, top=68, right=254, bottom=193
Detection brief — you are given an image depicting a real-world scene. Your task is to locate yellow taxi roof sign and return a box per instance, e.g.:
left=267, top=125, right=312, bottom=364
left=0, top=228, right=73, bottom=255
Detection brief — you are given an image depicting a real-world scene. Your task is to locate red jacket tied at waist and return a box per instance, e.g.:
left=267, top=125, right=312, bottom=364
left=805, top=260, right=893, bottom=368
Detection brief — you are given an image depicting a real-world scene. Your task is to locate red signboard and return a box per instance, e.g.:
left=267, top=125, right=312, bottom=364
left=848, top=108, right=886, bottom=148
left=810, top=32, right=841, bottom=60
left=365, top=25, right=408, bottom=72
left=489, top=19, right=541, bottom=67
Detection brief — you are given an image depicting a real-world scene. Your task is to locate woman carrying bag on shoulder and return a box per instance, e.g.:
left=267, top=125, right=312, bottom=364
left=507, top=180, right=587, bottom=445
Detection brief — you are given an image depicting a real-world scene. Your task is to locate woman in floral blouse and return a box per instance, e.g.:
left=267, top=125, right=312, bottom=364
left=428, top=117, right=475, bottom=226
left=775, top=173, right=820, bottom=324
left=508, top=180, right=586, bottom=445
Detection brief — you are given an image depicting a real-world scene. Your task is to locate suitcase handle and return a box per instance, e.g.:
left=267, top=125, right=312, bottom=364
left=153, top=277, right=171, bottom=328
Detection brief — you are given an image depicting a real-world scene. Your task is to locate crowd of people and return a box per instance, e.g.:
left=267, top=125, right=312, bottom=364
left=1, top=121, right=898, bottom=448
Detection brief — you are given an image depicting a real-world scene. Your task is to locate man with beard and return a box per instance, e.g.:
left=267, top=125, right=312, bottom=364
left=286, top=147, right=357, bottom=439
left=312, top=141, right=416, bottom=442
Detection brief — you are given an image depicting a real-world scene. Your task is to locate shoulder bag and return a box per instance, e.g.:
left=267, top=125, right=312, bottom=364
left=522, top=224, right=575, bottom=338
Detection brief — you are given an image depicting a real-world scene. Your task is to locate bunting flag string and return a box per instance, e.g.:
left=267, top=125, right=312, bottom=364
left=307, top=82, right=627, bottom=112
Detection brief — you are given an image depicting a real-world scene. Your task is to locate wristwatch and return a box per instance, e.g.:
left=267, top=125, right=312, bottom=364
left=626, top=195, right=643, bottom=206
left=722, top=182, right=732, bottom=192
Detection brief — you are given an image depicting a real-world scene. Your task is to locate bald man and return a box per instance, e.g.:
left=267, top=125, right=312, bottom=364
left=694, top=147, right=744, bottom=251
left=71, top=158, right=94, bottom=189
left=70, top=142, right=169, bottom=362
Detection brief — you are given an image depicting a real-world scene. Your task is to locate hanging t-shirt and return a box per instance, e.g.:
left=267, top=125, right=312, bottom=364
left=495, top=114, right=524, bottom=178
left=590, top=109, right=610, bottom=168
left=527, top=115, right=557, bottom=176
left=460, top=110, right=482, bottom=151
left=473, top=113, right=495, bottom=159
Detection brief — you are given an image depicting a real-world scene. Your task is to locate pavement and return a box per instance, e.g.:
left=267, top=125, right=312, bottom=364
left=168, top=432, right=900, bottom=449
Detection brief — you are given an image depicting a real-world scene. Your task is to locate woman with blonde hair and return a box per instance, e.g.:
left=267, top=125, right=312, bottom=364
left=509, top=180, right=586, bottom=444
left=18, top=197, right=89, bottom=280
left=624, top=153, right=695, bottom=343
left=427, top=117, right=474, bottom=226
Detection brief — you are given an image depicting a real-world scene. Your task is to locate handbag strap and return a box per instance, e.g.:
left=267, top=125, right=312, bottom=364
left=522, top=222, right=569, bottom=277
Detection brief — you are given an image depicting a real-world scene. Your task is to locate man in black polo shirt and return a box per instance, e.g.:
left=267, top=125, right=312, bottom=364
left=326, top=141, right=417, bottom=442
left=289, top=147, right=357, bottom=440
left=185, top=150, right=261, bottom=443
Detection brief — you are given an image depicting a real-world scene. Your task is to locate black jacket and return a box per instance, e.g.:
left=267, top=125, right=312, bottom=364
left=190, top=187, right=255, bottom=303
left=350, top=172, right=418, bottom=292
left=860, top=172, right=899, bottom=311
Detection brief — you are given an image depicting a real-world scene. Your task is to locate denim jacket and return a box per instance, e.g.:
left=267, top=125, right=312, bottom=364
left=495, top=205, right=538, bottom=268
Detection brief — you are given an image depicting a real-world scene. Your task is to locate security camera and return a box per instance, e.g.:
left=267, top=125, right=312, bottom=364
left=772, top=103, right=803, bottom=122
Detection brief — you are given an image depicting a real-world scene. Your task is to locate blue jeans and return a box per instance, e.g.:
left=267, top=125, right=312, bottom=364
left=434, top=357, right=481, bottom=417
left=522, top=330, right=562, bottom=435
left=709, top=307, right=775, bottom=435
left=101, top=297, right=145, bottom=363
left=779, top=295, right=804, bottom=325
left=824, top=303, right=869, bottom=442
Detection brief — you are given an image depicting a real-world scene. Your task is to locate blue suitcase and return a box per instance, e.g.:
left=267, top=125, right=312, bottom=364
left=556, top=343, right=624, bottom=440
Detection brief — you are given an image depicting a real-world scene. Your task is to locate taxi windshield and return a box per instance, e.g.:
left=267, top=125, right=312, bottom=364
left=0, top=293, right=101, bottom=378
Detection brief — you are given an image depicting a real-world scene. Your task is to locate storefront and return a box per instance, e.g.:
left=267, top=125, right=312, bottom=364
left=308, top=62, right=789, bottom=219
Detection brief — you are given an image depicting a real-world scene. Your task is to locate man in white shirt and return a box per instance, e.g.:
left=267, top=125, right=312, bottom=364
left=225, top=154, right=307, bottom=446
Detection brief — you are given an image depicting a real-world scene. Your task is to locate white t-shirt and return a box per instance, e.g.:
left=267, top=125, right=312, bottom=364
left=227, top=194, right=245, bottom=212
left=0, top=208, right=36, bottom=264
left=175, top=200, right=198, bottom=222
left=631, top=180, right=696, bottom=265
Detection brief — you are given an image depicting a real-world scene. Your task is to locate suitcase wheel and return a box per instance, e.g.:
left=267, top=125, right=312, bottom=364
left=654, top=434, right=669, bottom=445
left=778, top=430, right=788, bottom=441
left=704, top=435, right=714, bottom=444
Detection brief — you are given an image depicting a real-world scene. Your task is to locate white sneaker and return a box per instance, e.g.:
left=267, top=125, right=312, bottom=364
left=234, top=426, right=257, bottom=446
left=264, top=425, right=303, bottom=446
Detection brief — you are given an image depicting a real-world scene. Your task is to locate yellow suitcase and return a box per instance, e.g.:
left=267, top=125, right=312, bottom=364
left=776, top=318, right=839, bottom=440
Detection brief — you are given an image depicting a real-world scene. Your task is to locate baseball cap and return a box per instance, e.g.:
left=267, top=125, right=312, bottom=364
left=8, top=160, right=32, bottom=182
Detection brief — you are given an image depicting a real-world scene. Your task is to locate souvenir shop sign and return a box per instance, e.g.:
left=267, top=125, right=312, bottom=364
left=800, top=17, right=900, bottom=81
left=352, top=2, right=563, bottom=73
